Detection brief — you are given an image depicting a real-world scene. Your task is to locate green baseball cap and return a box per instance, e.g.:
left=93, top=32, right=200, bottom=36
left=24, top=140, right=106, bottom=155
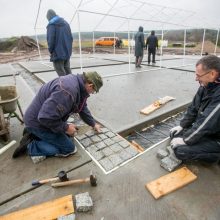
left=83, top=71, right=103, bottom=92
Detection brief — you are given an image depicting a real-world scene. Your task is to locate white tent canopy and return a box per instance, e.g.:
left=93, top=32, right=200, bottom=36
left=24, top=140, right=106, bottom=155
left=34, top=0, right=219, bottom=34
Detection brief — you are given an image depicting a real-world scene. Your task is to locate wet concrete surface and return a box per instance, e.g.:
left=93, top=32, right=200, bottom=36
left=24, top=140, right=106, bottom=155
left=0, top=55, right=219, bottom=219
left=1, top=139, right=220, bottom=219
left=19, top=57, right=124, bottom=73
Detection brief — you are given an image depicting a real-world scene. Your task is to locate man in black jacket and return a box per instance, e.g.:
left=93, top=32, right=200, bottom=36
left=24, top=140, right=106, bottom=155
left=146, top=30, right=158, bottom=65
left=170, top=55, right=220, bottom=164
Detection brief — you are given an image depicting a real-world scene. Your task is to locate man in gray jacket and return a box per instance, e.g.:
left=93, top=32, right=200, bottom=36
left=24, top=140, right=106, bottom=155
left=13, top=72, right=103, bottom=163
left=134, top=26, right=145, bottom=68
left=170, top=55, right=220, bottom=164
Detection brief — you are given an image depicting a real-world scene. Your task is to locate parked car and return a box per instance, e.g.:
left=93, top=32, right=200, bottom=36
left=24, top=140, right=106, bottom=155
left=95, top=37, right=119, bottom=46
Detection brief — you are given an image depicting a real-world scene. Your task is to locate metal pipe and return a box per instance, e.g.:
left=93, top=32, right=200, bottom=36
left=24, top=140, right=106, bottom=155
left=201, top=29, right=206, bottom=56
left=214, top=29, right=219, bottom=55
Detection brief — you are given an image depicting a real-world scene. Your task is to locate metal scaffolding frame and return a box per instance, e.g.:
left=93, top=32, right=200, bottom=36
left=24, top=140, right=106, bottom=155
left=34, top=0, right=220, bottom=75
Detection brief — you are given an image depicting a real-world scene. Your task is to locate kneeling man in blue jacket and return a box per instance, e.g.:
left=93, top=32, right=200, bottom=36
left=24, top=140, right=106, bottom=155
left=13, top=72, right=103, bottom=163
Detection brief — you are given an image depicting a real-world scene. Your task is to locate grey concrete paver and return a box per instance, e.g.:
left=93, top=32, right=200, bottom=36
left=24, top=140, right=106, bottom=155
left=99, top=157, right=114, bottom=171
left=102, top=147, right=114, bottom=157
left=110, top=143, right=123, bottom=153
left=108, top=154, right=123, bottom=166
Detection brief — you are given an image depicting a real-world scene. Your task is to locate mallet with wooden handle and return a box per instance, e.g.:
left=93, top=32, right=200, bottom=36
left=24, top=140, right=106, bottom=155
left=51, top=172, right=97, bottom=188
left=32, top=170, right=68, bottom=186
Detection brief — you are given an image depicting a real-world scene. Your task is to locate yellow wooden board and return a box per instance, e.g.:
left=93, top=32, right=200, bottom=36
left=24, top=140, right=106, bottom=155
left=0, top=195, right=74, bottom=220
left=145, top=167, right=197, bottom=199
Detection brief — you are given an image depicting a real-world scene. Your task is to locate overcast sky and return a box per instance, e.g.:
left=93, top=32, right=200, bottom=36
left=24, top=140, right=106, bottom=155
left=0, top=0, right=219, bottom=38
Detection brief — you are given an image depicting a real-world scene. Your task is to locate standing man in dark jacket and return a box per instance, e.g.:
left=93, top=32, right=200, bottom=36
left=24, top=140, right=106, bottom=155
left=46, top=9, right=73, bottom=76
left=12, top=72, right=103, bottom=163
left=134, top=26, right=145, bottom=68
left=146, top=30, right=158, bottom=65
left=170, top=55, right=220, bottom=164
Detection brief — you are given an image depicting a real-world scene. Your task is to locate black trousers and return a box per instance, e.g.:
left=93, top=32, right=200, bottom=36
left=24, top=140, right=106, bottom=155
left=148, top=48, right=156, bottom=63
left=174, top=137, right=220, bottom=163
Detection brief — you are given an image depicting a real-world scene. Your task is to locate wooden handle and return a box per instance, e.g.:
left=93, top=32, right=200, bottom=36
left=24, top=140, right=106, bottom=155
left=51, top=178, right=89, bottom=187
left=32, top=177, right=59, bottom=186
left=40, top=177, right=60, bottom=184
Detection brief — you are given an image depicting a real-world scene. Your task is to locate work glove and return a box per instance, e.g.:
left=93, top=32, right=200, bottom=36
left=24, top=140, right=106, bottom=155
left=170, top=137, right=185, bottom=149
left=169, top=125, right=183, bottom=138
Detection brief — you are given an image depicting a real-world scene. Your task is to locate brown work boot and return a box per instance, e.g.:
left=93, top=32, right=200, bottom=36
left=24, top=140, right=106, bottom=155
left=12, top=131, right=34, bottom=158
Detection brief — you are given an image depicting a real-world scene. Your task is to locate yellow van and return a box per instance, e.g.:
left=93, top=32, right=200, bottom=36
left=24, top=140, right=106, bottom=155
left=95, top=37, right=119, bottom=46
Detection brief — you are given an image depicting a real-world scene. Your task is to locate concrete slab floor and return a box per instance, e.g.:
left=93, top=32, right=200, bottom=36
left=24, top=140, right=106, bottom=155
left=30, top=65, right=198, bottom=133
left=19, top=57, right=124, bottom=73
left=88, top=68, right=198, bottom=132
left=1, top=139, right=219, bottom=220
left=0, top=64, right=19, bottom=77
left=34, top=62, right=156, bottom=82
left=0, top=57, right=219, bottom=219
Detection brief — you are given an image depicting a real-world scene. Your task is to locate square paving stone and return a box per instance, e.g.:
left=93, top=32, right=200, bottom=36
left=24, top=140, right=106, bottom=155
left=91, top=135, right=102, bottom=143
left=105, top=131, right=116, bottom=138
left=85, top=129, right=96, bottom=137
left=81, top=138, right=93, bottom=148
left=103, top=138, right=114, bottom=146
left=102, top=147, right=114, bottom=157
left=100, top=127, right=110, bottom=133
left=119, top=140, right=130, bottom=148
left=108, top=154, right=123, bottom=166
left=118, top=150, right=133, bottom=161
left=86, top=145, right=98, bottom=154
left=91, top=151, right=105, bottom=161
left=110, top=143, right=123, bottom=153
left=112, top=135, right=123, bottom=142
left=98, top=134, right=108, bottom=140
left=75, top=192, right=93, bottom=212
left=96, top=142, right=106, bottom=150
left=125, top=146, right=139, bottom=157
left=99, top=157, right=114, bottom=171
left=76, top=134, right=87, bottom=141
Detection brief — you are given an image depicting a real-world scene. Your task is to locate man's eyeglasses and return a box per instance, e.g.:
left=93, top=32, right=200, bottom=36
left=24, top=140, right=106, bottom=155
left=196, top=70, right=211, bottom=78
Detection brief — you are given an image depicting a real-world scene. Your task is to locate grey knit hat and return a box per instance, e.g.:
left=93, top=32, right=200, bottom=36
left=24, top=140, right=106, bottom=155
left=46, top=9, right=56, bottom=21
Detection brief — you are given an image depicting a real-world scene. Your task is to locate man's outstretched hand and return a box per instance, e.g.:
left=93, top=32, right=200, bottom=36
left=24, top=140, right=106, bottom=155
left=66, top=123, right=78, bottom=136
left=93, top=123, right=102, bottom=133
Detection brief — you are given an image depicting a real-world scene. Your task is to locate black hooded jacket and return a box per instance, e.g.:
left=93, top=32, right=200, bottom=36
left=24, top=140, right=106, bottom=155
left=180, top=82, right=220, bottom=145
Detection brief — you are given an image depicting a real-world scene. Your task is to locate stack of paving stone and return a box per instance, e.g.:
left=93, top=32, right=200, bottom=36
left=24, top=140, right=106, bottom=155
left=76, top=127, right=139, bottom=172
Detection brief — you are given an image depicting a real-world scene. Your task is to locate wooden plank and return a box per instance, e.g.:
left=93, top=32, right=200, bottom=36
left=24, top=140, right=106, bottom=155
left=140, top=96, right=175, bottom=115
left=145, top=167, right=197, bottom=199
left=0, top=195, right=74, bottom=220
left=131, top=140, right=144, bottom=152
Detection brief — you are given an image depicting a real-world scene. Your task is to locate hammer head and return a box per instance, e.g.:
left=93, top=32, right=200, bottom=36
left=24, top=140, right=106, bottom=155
left=58, top=171, right=69, bottom=181
left=90, top=174, right=97, bottom=186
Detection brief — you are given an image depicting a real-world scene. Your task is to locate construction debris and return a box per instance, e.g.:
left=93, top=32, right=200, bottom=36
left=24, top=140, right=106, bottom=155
left=0, top=36, right=44, bottom=53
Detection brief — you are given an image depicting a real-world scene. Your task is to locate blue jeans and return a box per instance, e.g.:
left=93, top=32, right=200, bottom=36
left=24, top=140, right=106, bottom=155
left=26, top=127, right=75, bottom=156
